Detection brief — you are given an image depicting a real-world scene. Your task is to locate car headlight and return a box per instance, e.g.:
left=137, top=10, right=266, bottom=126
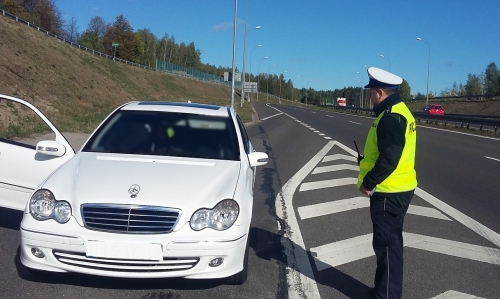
left=190, top=199, right=239, bottom=231
left=29, top=189, right=72, bottom=223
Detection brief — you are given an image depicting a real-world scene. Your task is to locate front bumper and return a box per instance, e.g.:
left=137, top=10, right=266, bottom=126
left=20, top=214, right=249, bottom=279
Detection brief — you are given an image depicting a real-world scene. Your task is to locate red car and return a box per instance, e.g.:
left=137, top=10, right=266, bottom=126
left=423, top=104, right=444, bottom=116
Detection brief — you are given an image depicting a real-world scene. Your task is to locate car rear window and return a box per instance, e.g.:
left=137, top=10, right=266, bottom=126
left=82, top=110, right=240, bottom=161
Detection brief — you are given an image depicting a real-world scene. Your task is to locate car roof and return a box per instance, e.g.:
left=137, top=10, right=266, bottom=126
left=120, top=101, right=232, bottom=117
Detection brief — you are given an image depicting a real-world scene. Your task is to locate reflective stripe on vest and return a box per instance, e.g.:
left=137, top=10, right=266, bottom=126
left=357, top=102, right=417, bottom=193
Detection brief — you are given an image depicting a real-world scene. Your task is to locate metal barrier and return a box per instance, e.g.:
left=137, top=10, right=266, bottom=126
left=320, top=105, right=500, bottom=134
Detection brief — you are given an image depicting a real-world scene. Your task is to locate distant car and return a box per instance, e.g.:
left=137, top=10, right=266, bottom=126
left=0, top=94, right=269, bottom=285
left=423, top=104, right=444, bottom=116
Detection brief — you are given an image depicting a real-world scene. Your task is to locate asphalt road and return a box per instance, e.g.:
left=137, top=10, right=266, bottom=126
left=1, top=103, right=499, bottom=299
left=252, top=103, right=500, bottom=299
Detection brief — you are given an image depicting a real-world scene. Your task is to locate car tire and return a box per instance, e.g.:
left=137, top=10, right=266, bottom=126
left=226, top=235, right=249, bottom=285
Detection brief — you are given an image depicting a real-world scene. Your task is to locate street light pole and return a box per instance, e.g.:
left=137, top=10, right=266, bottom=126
left=230, top=0, right=238, bottom=108
left=417, top=37, right=430, bottom=106
left=267, top=64, right=276, bottom=104
left=247, top=44, right=261, bottom=103
left=249, top=45, right=262, bottom=79
left=257, top=56, right=267, bottom=102
left=241, top=25, right=260, bottom=107
left=380, top=54, right=391, bottom=71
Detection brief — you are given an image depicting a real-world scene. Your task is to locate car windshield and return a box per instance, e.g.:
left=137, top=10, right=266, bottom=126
left=82, top=110, right=240, bottom=161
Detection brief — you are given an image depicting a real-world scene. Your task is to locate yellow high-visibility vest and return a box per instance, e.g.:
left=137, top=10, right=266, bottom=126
left=357, top=102, right=417, bottom=193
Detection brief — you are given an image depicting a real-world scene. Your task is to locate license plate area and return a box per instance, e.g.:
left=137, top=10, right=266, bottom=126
left=86, top=241, right=163, bottom=261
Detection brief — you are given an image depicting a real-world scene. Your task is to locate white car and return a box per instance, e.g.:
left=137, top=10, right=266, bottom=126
left=0, top=94, right=268, bottom=285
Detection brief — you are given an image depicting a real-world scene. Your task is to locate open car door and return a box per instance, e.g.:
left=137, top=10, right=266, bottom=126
left=0, top=94, right=75, bottom=210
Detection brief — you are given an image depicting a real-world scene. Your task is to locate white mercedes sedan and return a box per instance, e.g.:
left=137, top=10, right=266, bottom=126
left=0, top=94, right=268, bottom=285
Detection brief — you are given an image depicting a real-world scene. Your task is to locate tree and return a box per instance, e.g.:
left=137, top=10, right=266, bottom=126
left=484, top=62, right=499, bottom=95
left=1, top=0, right=64, bottom=34
left=135, top=28, right=157, bottom=67
left=414, top=93, right=426, bottom=101
left=399, top=79, right=411, bottom=102
left=185, top=42, right=201, bottom=69
left=63, top=17, right=80, bottom=43
left=465, top=74, right=482, bottom=98
left=79, top=16, right=108, bottom=52
left=103, top=15, right=139, bottom=61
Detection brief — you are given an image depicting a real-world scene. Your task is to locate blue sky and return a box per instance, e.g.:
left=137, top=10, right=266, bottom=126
left=56, top=0, right=500, bottom=95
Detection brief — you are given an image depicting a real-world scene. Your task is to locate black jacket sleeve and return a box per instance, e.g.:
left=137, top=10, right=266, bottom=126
left=362, top=113, right=407, bottom=191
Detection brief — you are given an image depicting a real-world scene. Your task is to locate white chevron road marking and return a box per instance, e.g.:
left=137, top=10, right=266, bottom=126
left=407, top=205, right=452, bottom=221
left=260, top=112, right=283, bottom=121
left=298, top=196, right=451, bottom=221
left=312, top=164, right=359, bottom=174
left=322, top=153, right=358, bottom=163
left=299, top=177, right=357, bottom=191
left=298, top=196, right=368, bottom=219
left=430, top=290, right=486, bottom=299
left=310, top=232, right=500, bottom=271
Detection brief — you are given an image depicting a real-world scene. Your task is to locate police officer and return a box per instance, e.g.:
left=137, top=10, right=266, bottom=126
left=357, top=67, right=417, bottom=299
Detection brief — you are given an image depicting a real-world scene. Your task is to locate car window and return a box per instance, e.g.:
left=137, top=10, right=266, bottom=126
left=82, top=110, right=240, bottom=161
left=0, top=98, right=54, bottom=148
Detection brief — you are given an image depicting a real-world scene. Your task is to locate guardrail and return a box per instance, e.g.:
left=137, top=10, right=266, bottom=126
left=321, top=105, right=500, bottom=135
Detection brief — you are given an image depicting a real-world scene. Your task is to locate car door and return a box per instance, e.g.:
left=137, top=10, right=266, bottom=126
left=0, top=94, right=75, bottom=210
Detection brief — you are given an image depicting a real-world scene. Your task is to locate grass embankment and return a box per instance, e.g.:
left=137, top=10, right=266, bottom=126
left=0, top=15, right=274, bottom=139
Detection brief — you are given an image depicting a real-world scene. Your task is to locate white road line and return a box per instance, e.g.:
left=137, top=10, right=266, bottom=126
left=298, top=196, right=368, bottom=220
left=298, top=198, right=451, bottom=221
left=405, top=232, right=500, bottom=265
left=408, top=205, right=451, bottom=221
left=485, top=156, right=500, bottom=162
left=312, top=164, right=359, bottom=174
left=311, top=232, right=500, bottom=271
left=324, top=137, right=332, bottom=140
left=299, top=177, right=357, bottom=192
left=415, top=188, right=500, bottom=248
left=276, top=141, right=336, bottom=299
left=430, top=290, right=487, bottom=299
left=323, top=154, right=357, bottom=163
left=260, top=112, right=283, bottom=121
left=349, top=121, right=361, bottom=125
left=311, top=234, right=373, bottom=270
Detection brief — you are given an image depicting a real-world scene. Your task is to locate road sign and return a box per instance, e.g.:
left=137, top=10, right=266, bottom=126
left=244, top=82, right=257, bottom=93
left=112, top=42, right=119, bottom=47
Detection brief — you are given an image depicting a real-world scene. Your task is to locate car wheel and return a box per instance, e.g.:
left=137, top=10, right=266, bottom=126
left=226, top=236, right=249, bottom=285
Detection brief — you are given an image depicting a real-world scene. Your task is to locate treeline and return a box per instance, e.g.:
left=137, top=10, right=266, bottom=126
left=437, top=62, right=500, bottom=99
left=2, top=0, right=499, bottom=106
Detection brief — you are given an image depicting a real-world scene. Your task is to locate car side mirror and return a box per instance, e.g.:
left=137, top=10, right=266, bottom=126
left=36, top=140, right=66, bottom=157
left=248, top=152, right=269, bottom=167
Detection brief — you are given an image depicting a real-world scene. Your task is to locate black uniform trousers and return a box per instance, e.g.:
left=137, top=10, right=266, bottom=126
left=370, top=191, right=413, bottom=299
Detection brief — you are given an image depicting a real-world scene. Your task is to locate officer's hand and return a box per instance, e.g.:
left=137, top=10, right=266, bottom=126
left=357, top=155, right=364, bottom=165
left=359, top=184, right=371, bottom=196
